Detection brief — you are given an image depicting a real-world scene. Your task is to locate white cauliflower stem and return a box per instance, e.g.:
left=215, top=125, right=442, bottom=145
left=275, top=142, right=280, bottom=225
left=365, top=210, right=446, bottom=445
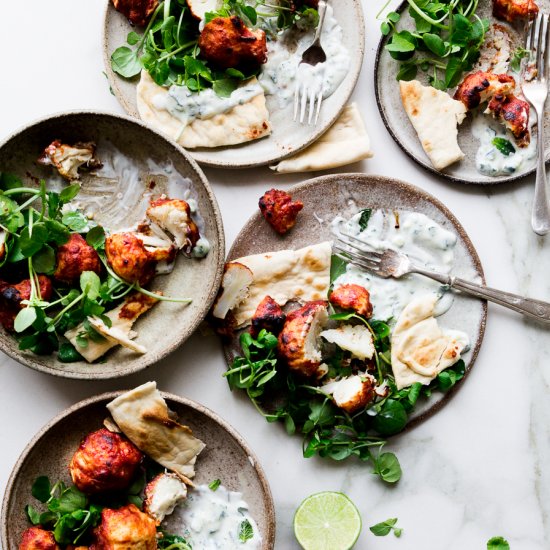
left=321, top=324, right=375, bottom=360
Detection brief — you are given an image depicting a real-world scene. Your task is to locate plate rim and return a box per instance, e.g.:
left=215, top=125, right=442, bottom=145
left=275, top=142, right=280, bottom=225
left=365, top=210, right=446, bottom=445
left=223, top=172, right=488, bottom=433
left=374, top=0, right=546, bottom=186
left=102, top=0, right=366, bottom=169
left=0, top=390, right=276, bottom=550
left=0, top=109, right=226, bottom=380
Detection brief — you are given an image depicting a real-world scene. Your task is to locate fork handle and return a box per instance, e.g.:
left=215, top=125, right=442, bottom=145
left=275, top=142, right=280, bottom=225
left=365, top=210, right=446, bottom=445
left=532, top=106, right=550, bottom=236
left=312, top=0, right=328, bottom=44
left=414, top=267, right=550, bottom=323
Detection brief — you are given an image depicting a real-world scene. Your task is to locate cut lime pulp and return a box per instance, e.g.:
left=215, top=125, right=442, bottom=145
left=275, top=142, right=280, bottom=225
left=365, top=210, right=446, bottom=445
left=293, top=491, right=362, bottom=550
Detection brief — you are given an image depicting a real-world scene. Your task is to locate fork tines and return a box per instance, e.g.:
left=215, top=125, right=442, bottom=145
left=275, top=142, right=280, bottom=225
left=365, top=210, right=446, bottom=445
left=526, top=12, right=549, bottom=80
left=293, top=82, right=324, bottom=125
left=333, top=231, right=383, bottom=274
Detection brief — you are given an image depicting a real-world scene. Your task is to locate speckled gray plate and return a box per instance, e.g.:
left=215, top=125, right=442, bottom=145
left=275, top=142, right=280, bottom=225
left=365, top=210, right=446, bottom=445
left=1, top=390, right=275, bottom=550
left=0, top=111, right=224, bottom=379
left=375, top=0, right=550, bottom=185
left=224, top=174, right=487, bottom=429
left=103, top=0, right=365, bottom=169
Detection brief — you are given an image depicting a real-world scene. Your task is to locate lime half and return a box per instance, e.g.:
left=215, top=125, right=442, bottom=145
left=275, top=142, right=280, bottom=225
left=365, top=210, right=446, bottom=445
left=293, top=491, right=362, bottom=550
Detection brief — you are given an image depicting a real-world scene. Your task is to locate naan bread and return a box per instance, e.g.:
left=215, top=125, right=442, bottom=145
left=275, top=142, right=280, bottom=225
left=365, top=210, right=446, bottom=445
left=391, top=295, right=469, bottom=389
left=270, top=103, right=373, bottom=173
left=400, top=80, right=467, bottom=171
left=232, top=241, right=332, bottom=327
left=107, top=382, right=205, bottom=484
left=137, top=70, right=271, bottom=148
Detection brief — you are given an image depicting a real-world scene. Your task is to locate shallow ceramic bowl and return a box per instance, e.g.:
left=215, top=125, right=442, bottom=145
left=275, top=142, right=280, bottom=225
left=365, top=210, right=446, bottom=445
left=1, top=391, right=276, bottom=549
left=102, top=0, right=365, bottom=168
left=224, top=174, right=487, bottom=429
left=375, top=0, right=550, bottom=185
left=0, top=111, right=224, bottom=379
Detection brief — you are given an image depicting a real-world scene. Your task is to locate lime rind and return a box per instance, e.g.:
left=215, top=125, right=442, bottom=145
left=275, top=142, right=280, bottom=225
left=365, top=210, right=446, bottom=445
left=293, top=491, right=362, bottom=550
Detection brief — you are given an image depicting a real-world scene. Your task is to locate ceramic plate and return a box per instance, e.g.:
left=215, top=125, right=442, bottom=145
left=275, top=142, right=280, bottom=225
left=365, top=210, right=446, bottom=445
left=224, top=174, right=487, bottom=429
left=375, top=0, right=550, bottom=185
left=0, top=111, right=224, bottom=379
left=102, top=0, right=365, bottom=169
left=1, top=391, right=276, bottom=549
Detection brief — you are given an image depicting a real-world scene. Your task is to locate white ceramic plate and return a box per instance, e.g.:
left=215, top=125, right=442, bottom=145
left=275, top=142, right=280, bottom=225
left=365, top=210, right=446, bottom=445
left=103, top=0, right=365, bottom=168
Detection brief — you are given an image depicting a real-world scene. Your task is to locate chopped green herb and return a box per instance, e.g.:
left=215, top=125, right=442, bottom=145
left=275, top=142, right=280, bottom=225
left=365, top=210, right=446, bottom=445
left=239, top=519, right=254, bottom=542
left=209, top=478, right=222, bottom=491
left=487, top=536, right=510, bottom=550
left=510, top=47, right=529, bottom=72
left=369, top=517, right=403, bottom=537
left=358, top=208, right=372, bottom=231
left=492, top=137, right=515, bottom=157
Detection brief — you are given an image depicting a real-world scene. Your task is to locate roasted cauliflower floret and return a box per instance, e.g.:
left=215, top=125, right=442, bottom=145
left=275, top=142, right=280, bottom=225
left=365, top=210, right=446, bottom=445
left=70, top=428, right=143, bottom=495
left=493, top=0, right=539, bottom=22
left=146, top=198, right=199, bottom=254
left=454, top=71, right=515, bottom=110
left=251, top=295, right=286, bottom=337
left=277, top=300, right=328, bottom=377
left=92, top=504, right=157, bottom=550
left=486, top=93, right=531, bottom=147
left=143, top=473, right=187, bottom=525
left=198, top=16, right=267, bottom=70
left=37, top=140, right=101, bottom=181
left=53, top=233, right=102, bottom=284
left=0, top=276, right=53, bottom=332
left=105, top=232, right=157, bottom=285
left=212, top=262, right=253, bottom=320
left=19, top=527, right=60, bottom=550
left=111, top=0, right=159, bottom=26
left=321, top=324, right=375, bottom=361
left=322, top=374, right=376, bottom=414
left=259, top=189, right=304, bottom=235
left=329, top=284, right=373, bottom=318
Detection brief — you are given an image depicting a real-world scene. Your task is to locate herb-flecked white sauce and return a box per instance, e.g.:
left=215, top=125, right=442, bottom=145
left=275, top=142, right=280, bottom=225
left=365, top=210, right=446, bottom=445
left=170, top=484, right=262, bottom=549
left=332, top=210, right=458, bottom=321
left=472, top=112, right=537, bottom=176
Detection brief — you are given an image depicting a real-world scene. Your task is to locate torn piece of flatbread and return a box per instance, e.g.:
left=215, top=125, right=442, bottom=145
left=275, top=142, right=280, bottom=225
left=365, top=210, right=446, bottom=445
left=232, top=241, right=331, bottom=327
left=270, top=103, right=373, bottom=173
left=391, top=295, right=470, bottom=390
left=137, top=70, right=271, bottom=148
left=400, top=80, right=467, bottom=171
left=64, top=292, right=159, bottom=363
left=107, top=382, right=205, bottom=484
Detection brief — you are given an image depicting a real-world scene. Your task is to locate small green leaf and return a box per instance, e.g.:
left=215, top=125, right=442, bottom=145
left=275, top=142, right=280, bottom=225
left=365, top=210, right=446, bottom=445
left=358, top=208, right=372, bottom=231
left=386, top=32, right=415, bottom=53
left=369, top=518, right=398, bottom=536
left=396, top=62, right=417, bottom=81
left=62, top=211, right=88, bottom=232
left=20, top=223, right=48, bottom=257
left=373, top=452, right=402, bottom=483
left=25, top=505, right=42, bottom=525
left=213, top=78, right=239, bottom=98
left=80, top=271, right=101, bottom=300
left=330, top=254, right=347, bottom=284
left=14, top=307, right=38, bottom=333
left=208, top=479, right=221, bottom=491
left=239, top=519, right=254, bottom=542
left=59, top=184, right=81, bottom=204
left=45, top=219, right=70, bottom=245
left=127, top=31, right=141, bottom=45
left=86, top=225, right=106, bottom=249
left=58, top=343, right=83, bottom=363
left=31, top=476, right=51, bottom=503
left=33, top=245, right=56, bottom=274
left=487, top=536, right=510, bottom=550
left=492, top=137, right=515, bottom=157
left=111, top=46, right=142, bottom=78
left=423, top=33, right=446, bottom=57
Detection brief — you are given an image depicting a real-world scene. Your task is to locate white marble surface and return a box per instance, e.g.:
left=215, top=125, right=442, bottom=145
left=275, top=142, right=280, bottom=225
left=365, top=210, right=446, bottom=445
left=0, top=1, right=549, bottom=549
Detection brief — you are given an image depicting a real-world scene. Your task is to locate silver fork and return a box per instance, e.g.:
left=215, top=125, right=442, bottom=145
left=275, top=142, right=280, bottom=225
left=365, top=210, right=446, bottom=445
left=293, top=0, right=329, bottom=125
left=334, top=231, right=550, bottom=324
left=521, top=12, right=550, bottom=236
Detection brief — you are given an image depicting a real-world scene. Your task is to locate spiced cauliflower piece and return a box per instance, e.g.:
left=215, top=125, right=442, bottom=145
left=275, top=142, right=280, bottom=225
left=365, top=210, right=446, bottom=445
left=493, top=0, right=539, bottom=22
left=322, top=374, right=376, bottom=414
left=277, top=300, right=328, bottom=377
left=146, top=198, right=200, bottom=254
left=454, top=71, right=515, bottom=110
left=199, top=16, right=267, bottom=70
left=70, top=428, right=143, bottom=495
left=259, top=189, right=304, bottom=235
left=486, top=93, right=531, bottom=147
left=251, top=295, right=286, bottom=337
left=212, top=262, right=254, bottom=320
left=187, top=0, right=219, bottom=20
left=54, top=233, right=102, bottom=284
left=329, top=284, right=373, bottom=318
left=143, top=473, right=187, bottom=525
left=320, top=324, right=375, bottom=361
left=19, top=527, right=60, bottom=550
left=111, top=0, right=159, bottom=26
left=105, top=232, right=157, bottom=285
left=92, top=504, right=157, bottom=550
left=37, top=140, right=101, bottom=181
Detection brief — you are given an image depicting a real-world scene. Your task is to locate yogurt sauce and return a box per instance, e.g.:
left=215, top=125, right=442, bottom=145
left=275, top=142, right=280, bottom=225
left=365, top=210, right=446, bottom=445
left=259, top=5, right=350, bottom=108
left=332, top=209, right=458, bottom=321
left=170, top=484, right=262, bottom=549
left=472, top=112, right=537, bottom=176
